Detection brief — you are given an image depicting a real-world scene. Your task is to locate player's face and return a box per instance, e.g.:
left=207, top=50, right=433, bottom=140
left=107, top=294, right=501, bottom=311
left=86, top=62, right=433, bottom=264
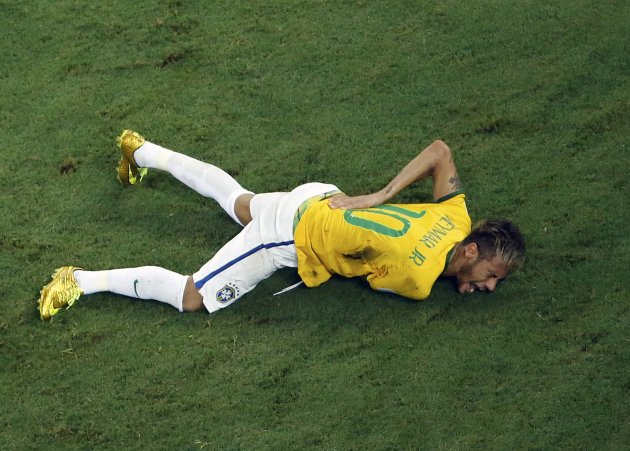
left=456, top=256, right=507, bottom=294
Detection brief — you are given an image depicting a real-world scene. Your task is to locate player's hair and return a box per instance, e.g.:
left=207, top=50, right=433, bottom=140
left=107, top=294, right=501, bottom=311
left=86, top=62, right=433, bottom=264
left=463, top=219, right=525, bottom=273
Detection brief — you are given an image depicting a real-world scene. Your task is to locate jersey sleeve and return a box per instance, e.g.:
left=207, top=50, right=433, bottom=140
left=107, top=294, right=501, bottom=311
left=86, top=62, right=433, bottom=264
left=367, top=270, right=432, bottom=301
left=435, top=191, right=466, bottom=204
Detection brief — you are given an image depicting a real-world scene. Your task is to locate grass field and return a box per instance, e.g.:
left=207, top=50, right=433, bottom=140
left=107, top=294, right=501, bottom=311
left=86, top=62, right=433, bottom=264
left=1, top=0, right=628, bottom=449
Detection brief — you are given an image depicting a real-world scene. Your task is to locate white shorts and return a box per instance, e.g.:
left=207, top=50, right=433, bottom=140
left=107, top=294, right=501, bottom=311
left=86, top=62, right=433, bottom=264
left=192, top=182, right=339, bottom=313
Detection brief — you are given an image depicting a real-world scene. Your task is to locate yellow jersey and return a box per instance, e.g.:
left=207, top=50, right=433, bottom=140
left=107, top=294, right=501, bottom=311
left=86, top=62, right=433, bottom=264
left=293, top=192, right=471, bottom=300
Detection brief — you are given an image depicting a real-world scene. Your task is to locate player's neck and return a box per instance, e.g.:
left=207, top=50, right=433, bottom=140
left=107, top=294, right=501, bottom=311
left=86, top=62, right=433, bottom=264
left=443, top=243, right=464, bottom=277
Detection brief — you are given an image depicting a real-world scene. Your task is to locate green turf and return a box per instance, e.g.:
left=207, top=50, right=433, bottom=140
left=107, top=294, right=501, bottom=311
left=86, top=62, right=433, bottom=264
left=1, top=0, right=628, bottom=449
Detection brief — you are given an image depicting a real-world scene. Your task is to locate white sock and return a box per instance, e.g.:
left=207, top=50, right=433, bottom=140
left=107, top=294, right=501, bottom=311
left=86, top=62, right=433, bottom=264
left=74, top=267, right=188, bottom=312
left=134, top=141, right=252, bottom=225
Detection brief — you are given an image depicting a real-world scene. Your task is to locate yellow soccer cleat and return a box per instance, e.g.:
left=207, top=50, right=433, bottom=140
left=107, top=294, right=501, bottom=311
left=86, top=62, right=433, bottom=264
left=117, top=129, right=148, bottom=185
left=38, top=266, right=84, bottom=320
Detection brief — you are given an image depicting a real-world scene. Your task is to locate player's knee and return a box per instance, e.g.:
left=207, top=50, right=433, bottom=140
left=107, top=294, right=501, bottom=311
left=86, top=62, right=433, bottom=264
left=182, top=277, right=204, bottom=312
left=234, top=193, right=254, bottom=226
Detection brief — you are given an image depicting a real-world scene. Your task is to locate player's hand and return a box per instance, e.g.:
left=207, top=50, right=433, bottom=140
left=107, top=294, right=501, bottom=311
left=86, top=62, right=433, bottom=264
left=328, top=192, right=387, bottom=210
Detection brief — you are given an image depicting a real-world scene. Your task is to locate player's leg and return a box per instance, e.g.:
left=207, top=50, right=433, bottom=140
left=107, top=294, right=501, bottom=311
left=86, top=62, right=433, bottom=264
left=192, top=209, right=292, bottom=313
left=182, top=276, right=204, bottom=312
left=118, top=130, right=254, bottom=226
left=233, top=193, right=254, bottom=225
left=37, top=265, right=192, bottom=320
left=190, top=186, right=338, bottom=313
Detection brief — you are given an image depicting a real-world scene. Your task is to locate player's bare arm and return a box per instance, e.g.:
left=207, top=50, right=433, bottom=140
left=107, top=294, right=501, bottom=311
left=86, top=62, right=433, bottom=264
left=329, top=140, right=462, bottom=209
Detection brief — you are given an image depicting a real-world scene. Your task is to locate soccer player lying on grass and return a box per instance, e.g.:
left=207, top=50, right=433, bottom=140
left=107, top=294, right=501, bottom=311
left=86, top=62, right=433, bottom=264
left=38, top=131, right=525, bottom=320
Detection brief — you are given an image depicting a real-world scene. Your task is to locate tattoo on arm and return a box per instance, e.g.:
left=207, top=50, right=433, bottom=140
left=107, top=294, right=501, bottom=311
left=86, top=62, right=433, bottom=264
left=385, top=184, right=393, bottom=195
left=449, top=174, right=463, bottom=190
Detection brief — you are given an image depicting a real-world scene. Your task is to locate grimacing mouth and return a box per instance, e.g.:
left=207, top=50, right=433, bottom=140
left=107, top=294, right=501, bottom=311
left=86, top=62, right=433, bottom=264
left=460, top=281, right=484, bottom=293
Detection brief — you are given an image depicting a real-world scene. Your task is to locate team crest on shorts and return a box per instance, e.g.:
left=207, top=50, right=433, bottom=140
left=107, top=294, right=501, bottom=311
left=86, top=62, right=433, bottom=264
left=216, top=283, right=240, bottom=303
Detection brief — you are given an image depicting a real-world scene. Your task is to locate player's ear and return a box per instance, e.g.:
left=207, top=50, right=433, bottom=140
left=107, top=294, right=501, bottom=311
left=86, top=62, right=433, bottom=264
left=463, top=242, right=479, bottom=262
